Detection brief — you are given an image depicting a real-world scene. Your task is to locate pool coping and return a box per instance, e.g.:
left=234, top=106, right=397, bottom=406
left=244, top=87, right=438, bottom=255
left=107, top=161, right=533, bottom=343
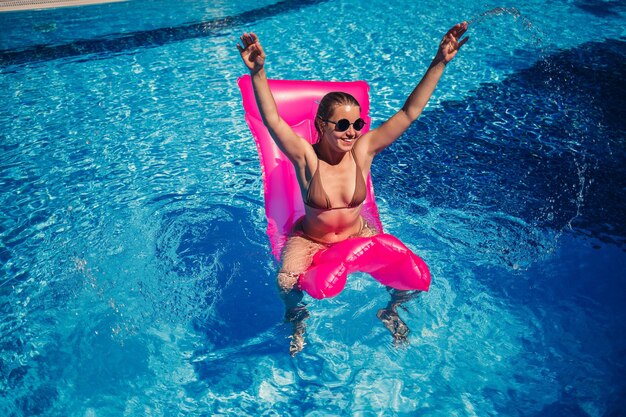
left=0, top=0, right=125, bottom=12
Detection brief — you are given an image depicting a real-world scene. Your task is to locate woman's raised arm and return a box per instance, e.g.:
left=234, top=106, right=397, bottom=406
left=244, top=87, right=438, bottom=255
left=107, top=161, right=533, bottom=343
left=365, top=22, right=469, bottom=155
left=237, top=33, right=309, bottom=164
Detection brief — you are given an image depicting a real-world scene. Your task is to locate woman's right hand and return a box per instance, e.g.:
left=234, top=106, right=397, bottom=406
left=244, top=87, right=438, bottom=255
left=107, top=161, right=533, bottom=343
left=435, top=22, right=468, bottom=64
left=237, top=32, right=266, bottom=74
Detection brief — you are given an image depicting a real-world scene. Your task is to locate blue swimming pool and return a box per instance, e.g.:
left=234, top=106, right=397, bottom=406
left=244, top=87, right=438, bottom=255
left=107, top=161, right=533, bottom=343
left=1, top=0, right=625, bottom=415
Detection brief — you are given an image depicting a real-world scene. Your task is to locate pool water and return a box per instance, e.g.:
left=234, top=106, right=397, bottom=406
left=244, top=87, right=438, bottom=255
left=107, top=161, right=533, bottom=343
left=1, top=0, right=625, bottom=415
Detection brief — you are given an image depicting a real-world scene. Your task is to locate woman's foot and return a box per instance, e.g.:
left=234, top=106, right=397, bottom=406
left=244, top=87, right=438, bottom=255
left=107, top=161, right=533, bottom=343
left=285, top=307, right=309, bottom=356
left=289, top=326, right=306, bottom=356
left=376, top=308, right=409, bottom=345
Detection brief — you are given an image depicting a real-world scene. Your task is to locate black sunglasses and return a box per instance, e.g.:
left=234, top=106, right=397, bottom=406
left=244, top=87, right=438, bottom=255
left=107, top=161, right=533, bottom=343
left=321, top=117, right=366, bottom=132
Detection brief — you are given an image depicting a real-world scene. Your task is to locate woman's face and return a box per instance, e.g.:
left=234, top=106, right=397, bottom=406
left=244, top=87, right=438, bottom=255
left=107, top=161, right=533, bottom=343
left=321, top=105, right=362, bottom=152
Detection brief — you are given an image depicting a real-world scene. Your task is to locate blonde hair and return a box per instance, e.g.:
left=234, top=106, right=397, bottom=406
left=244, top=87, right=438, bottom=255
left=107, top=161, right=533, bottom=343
left=314, top=92, right=360, bottom=143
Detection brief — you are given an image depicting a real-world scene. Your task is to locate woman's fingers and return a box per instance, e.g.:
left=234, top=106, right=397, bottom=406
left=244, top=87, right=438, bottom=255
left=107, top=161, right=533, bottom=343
left=255, top=41, right=266, bottom=59
left=239, top=32, right=253, bottom=48
left=442, top=22, right=468, bottom=53
left=446, top=24, right=459, bottom=38
left=446, top=22, right=468, bottom=42
left=239, top=32, right=262, bottom=53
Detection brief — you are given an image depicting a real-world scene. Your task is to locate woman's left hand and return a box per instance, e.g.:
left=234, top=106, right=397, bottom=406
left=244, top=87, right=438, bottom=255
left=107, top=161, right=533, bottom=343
left=436, top=22, right=469, bottom=63
left=237, top=32, right=266, bottom=74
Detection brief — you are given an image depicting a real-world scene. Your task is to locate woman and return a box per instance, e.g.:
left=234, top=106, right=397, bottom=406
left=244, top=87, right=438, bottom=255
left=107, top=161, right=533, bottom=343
left=238, top=22, right=468, bottom=355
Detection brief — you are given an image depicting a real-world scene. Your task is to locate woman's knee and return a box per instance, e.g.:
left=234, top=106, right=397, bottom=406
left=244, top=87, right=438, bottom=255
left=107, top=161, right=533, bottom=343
left=277, top=271, right=301, bottom=293
left=277, top=271, right=304, bottom=308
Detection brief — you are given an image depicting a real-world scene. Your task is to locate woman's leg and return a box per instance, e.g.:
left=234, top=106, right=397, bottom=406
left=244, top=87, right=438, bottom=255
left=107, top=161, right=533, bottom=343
left=357, top=221, right=422, bottom=345
left=278, top=234, right=325, bottom=356
left=377, top=288, right=422, bottom=345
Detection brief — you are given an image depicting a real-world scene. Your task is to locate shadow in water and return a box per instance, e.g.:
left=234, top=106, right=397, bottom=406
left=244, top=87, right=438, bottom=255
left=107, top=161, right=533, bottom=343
left=374, top=37, right=626, bottom=247
left=372, top=38, right=626, bottom=415
left=155, top=203, right=283, bottom=351
left=154, top=203, right=292, bottom=392
left=574, top=0, right=625, bottom=17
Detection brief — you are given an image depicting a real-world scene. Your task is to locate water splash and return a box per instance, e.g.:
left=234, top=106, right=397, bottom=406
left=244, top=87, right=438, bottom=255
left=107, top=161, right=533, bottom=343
left=468, top=7, right=544, bottom=49
left=467, top=6, right=521, bottom=25
left=463, top=7, right=600, bottom=252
